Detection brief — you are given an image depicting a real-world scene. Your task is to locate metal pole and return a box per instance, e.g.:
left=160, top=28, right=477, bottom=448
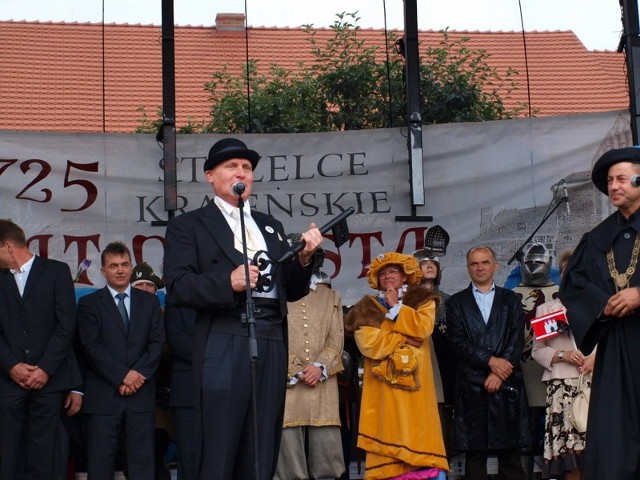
left=161, top=0, right=177, bottom=218
left=621, top=0, right=640, bottom=144
left=396, top=0, right=433, bottom=222
left=403, top=0, right=424, bottom=207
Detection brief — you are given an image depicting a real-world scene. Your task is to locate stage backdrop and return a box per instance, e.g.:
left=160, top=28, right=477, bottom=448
left=0, top=109, right=631, bottom=304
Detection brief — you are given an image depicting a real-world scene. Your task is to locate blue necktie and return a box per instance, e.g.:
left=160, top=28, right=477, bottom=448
left=116, top=292, right=129, bottom=329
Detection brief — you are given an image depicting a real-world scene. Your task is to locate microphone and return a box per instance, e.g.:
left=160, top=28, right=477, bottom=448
left=561, top=180, right=570, bottom=216
left=232, top=182, right=245, bottom=195
left=632, top=175, right=640, bottom=187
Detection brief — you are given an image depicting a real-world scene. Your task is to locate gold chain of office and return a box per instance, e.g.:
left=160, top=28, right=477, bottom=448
left=607, top=234, right=640, bottom=291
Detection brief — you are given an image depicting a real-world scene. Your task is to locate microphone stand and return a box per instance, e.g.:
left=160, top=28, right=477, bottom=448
left=235, top=191, right=261, bottom=480
left=507, top=189, right=568, bottom=265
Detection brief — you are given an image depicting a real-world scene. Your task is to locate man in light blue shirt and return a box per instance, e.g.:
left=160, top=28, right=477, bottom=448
left=446, top=245, right=531, bottom=480
left=472, top=282, right=496, bottom=324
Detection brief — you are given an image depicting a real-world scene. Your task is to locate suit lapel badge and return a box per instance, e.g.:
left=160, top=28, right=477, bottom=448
left=265, top=226, right=275, bottom=234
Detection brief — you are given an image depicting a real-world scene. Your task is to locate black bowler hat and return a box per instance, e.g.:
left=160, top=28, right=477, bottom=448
left=591, top=146, right=640, bottom=194
left=203, top=138, right=260, bottom=172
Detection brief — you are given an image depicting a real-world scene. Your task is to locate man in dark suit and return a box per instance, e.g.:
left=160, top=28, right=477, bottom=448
left=0, top=218, right=82, bottom=480
left=54, top=388, right=84, bottom=480
left=163, top=137, right=323, bottom=480
left=129, top=261, right=173, bottom=480
left=446, top=245, right=531, bottom=480
left=165, top=304, right=197, bottom=480
left=77, top=241, right=164, bottom=480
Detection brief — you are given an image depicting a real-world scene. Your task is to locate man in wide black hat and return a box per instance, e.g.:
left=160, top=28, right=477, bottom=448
left=560, top=146, right=640, bottom=480
left=163, top=138, right=323, bottom=480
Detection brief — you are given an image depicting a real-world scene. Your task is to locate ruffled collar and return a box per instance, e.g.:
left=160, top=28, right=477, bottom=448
left=376, top=284, right=409, bottom=312
left=377, top=283, right=408, bottom=301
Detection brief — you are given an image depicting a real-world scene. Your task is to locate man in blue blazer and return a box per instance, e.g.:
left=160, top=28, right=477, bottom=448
left=0, top=219, right=82, bottom=480
left=77, top=241, right=164, bottom=480
left=163, top=138, right=323, bottom=480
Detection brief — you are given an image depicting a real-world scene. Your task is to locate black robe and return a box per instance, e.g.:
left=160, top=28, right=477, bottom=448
left=445, top=284, right=531, bottom=451
left=560, top=210, right=640, bottom=480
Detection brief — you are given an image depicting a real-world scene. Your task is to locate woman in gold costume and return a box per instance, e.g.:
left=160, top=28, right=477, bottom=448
left=345, top=252, right=448, bottom=480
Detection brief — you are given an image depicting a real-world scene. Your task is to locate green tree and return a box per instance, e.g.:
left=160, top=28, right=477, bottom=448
left=203, top=62, right=323, bottom=134
left=202, top=12, right=408, bottom=133
left=303, top=12, right=402, bottom=130
left=135, top=106, right=204, bottom=134
left=420, top=29, right=524, bottom=123
left=140, top=12, right=525, bottom=133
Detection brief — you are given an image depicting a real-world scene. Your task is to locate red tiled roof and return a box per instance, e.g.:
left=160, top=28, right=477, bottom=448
left=0, top=20, right=629, bottom=133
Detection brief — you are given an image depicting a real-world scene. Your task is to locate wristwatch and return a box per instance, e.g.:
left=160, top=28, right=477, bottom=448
left=558, top=350, right=565, bottom=360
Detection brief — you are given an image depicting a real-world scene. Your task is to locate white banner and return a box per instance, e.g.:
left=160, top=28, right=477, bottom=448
left=0, top=109, right=630, bottom=304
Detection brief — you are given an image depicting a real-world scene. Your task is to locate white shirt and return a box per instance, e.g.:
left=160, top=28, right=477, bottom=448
left=10, top=254, right=35, bottom=296
left=213, top=196, right=278, bottom=299
left=214, top=196, right=267, bottom=253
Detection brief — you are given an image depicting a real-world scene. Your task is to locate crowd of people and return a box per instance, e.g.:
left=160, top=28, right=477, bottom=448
left=2, top=140, right=640, bottom=480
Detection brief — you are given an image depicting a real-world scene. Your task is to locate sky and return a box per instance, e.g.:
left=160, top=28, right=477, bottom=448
left=0, top=0, right=624, bottom=51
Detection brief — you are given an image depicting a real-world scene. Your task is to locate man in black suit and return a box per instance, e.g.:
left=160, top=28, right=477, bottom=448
left=0, top=218, right=82, bottom=480
left=77, top=241, right=164, bottom=480
left=163, top=137, right=323, bottom=480
left=165, top=304, right=197, bottom=480
left=446, top=245, right=531, bottom=480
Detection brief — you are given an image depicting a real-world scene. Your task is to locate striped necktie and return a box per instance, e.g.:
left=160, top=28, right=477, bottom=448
left=229, top=208, right=261, bottom=260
